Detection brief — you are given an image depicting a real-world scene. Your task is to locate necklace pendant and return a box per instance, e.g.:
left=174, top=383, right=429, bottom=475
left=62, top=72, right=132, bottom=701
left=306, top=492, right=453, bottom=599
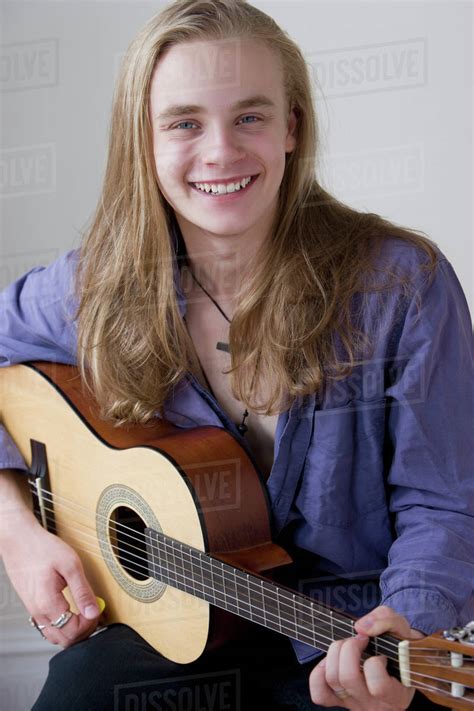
left=237, top=408, right=249, bottom=436
left=237, top=422, right=248, bottom=435
left=216, top=341, right=230, bottom=353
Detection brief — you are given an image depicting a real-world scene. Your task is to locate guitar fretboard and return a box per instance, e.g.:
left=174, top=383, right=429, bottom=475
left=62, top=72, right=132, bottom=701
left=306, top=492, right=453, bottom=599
left=144, top=527, right=399, bottom=661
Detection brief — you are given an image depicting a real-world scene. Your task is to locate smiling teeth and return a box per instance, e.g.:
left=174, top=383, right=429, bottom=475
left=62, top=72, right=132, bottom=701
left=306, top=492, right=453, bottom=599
left=193, top=176, right=253, bottom=194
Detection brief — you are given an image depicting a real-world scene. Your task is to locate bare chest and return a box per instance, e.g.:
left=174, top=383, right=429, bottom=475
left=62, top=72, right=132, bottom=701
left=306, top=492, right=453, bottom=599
left=184, top=306, right=278, bottom=480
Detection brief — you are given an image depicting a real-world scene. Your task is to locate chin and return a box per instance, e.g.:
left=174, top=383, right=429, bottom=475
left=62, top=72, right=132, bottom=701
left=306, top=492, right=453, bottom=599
left=192, top=218, right=257, bottom=235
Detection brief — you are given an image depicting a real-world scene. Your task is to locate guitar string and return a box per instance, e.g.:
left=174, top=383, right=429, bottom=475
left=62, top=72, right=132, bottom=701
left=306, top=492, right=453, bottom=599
left=31, top=496, right=472, bottom=672
left=32, top=496, right=388, bottom=642
left=30, top=486, right=474, bottom=664
left=30, top=495, right=474, bottom=689
left=29, top=485, right=399, bottom=653
left=29, top=484, right=472, bottom=661
left=30, top=506, right=472, bottom=700
left=28, top=485, right=393, bottom=646
left=31, top=505, right=474, bottom=698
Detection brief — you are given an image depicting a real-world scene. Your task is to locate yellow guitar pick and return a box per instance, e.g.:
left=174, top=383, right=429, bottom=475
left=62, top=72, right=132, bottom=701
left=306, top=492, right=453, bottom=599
left=96, top=596, right=106, bottom=614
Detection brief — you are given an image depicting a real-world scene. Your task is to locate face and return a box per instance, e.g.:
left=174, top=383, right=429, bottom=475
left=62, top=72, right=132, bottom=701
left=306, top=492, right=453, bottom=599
left=149, top=38, right=297, bottom=241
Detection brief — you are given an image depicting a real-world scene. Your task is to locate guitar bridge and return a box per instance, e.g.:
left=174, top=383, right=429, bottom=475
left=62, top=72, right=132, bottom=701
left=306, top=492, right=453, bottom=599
left=28, top=439, right=56, bottom=534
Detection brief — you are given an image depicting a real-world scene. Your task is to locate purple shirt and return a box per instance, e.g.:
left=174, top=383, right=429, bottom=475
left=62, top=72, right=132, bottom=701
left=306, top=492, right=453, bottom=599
left=1, top=236, right=473, bottom=664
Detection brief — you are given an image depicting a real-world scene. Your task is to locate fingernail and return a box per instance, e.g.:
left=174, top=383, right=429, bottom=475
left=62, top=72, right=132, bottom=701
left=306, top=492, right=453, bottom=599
left=359, top=617, right=373, bottom=630
left=84, top=604, right=99, bottom=619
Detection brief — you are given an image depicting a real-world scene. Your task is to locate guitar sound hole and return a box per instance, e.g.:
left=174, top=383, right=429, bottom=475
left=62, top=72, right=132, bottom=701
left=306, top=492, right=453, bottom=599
left=109, top=506, right=148, bottom=581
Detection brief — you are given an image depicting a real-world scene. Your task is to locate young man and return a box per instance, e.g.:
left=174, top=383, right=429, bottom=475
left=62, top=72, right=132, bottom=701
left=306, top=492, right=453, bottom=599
left=0, top=2, right=472, bottom=709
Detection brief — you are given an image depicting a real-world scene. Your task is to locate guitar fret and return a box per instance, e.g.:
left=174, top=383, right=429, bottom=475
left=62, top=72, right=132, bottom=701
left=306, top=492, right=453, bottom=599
left=209, top=559, right=225, bottom=603
left=198, top=551, right=210, bottom=602
left=261, top=581, right=281, bottom=634
left=276, top=588, right=282, bottom=634
left=295, top=596, right=314, bottom=644
left=221, top=562, right=239, bottom=614
left=289, top=594, right=297, bottom=639
left=261, top=581, right=267, bottom=626
left=180, top=543, right=193, bottom=595
left=192, top=550, right=204, bottom=597
left=158, top=538, right=168, bottom=585
left=233, top=568, right=240, bottom=616
left=234, top=571, right=251, bottom=617
left=245, top=574, right=253, bottom=620
left=158, top=548, right=172, bottom=584
left=172, top=540, right=184, bottom=589
left=310, top=602, right=317, bottom=648
left=282, top=587, right=320, bottom=645
left=174, top=543, right=188, bottom=593
left=162, top=535, right=171, bottom=585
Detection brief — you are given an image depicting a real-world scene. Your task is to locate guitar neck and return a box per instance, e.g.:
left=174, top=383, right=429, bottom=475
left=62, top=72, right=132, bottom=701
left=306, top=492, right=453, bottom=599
left=144, top=527, right=400, bottom=666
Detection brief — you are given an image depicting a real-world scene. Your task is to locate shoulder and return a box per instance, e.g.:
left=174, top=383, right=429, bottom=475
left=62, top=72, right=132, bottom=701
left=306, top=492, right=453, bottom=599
left=352, top=233, right=471, bottom=350
left=0, top=248, right=81, bottom=331
left=20, top=248, right=79, bottom=300
left=370, top=234, right=468, bottom=314
left=369, top=233, right=446, bottom=289
left=356, top=232, right=455, bottom=321
left=375, top=236, right=471, bottom=354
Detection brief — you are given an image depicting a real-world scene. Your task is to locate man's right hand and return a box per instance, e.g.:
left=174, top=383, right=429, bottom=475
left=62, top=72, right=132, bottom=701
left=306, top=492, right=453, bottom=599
left=1, top=512, right=101, bottom=647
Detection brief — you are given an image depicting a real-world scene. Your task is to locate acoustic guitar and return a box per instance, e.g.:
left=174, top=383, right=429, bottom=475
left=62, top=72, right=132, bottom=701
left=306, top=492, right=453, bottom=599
left=0, top=362, right=473, bottom=709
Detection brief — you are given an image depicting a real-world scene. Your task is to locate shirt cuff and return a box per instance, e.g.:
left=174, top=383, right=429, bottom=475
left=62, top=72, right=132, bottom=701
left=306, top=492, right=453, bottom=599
left=0, top=424, right=28, bottom=472
left=289, top=637, right=325, bottom=664
left=380, top=587, right=459, bottom=636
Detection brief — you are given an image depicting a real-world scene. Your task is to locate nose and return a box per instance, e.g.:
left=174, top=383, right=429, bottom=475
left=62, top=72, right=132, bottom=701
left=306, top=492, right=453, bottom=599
left=200, top=122, right=245, bottom=167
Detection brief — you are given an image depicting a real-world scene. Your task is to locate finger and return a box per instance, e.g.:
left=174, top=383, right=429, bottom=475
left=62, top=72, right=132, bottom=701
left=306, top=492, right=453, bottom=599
left=355, top=605, right=424, bottom=640
left=364, top=656, right=415, bottom=708
left=32, top=579, right=75, bottom=645
left=35, top=609, right=99, bottom=648
left=324, top=639, right=345, bottom=693
left=338, top=635, right=371, bottom=701
left=32, top=571, right=98, bottom=646
left=61, top=557, right=100, bottom=620
left=309, top=658, right=353, bottom=708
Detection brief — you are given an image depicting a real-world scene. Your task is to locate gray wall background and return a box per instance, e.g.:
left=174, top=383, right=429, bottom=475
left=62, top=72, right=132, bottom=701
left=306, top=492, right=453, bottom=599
left=1, top=1, right=472, bottom=709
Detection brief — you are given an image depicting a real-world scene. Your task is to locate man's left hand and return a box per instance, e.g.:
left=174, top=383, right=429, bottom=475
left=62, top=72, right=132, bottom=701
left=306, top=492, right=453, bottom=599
left=308, top=605, right=425, bottom=709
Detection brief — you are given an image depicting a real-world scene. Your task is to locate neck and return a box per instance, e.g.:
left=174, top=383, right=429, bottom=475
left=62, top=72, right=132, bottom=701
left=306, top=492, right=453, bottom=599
left=175, top=216, right=272, bottom=301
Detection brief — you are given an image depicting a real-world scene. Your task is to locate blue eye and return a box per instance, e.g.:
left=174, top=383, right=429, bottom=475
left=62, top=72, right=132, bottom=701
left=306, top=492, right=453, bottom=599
left=171, top=115, right=261, bottom=130
left=174, top=120, right=197, bottom=130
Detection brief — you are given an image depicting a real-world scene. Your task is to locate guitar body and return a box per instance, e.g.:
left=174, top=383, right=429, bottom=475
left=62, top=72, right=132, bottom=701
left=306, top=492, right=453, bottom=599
left=0, top=362, right=291, bottom=663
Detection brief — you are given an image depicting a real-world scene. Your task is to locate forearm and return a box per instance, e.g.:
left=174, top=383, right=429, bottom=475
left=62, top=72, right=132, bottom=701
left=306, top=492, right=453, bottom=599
left=0, top=468, right=37, bottom=550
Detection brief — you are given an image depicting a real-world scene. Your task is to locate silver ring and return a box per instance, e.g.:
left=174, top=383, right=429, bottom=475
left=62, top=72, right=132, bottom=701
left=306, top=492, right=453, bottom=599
left=28, top=615, right=47, bottom=638
left=50, top=610, right=73, bottom=629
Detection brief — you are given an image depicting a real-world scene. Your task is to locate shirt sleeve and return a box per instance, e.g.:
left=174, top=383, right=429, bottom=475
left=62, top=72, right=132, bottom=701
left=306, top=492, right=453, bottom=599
left=0, top=249, right=79, bottom=471
left=379, top=257, right=474, bottom=634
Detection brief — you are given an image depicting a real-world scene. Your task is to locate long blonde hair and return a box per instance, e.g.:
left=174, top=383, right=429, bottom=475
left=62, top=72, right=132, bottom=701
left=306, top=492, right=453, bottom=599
left=76, top=0, right=438, bottom=424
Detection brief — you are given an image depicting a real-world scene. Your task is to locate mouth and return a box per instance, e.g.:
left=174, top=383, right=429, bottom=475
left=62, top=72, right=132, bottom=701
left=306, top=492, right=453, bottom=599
left=188, top=174, right=260, bottom=199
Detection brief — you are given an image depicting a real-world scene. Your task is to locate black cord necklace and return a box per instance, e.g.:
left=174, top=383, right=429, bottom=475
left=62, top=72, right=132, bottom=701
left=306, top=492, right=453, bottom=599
left=186, top=267, right=252, bottom=436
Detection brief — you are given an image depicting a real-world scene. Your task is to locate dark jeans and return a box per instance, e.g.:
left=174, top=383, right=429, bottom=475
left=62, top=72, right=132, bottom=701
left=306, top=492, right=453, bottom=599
left=31, top=623, right=443, bottom=711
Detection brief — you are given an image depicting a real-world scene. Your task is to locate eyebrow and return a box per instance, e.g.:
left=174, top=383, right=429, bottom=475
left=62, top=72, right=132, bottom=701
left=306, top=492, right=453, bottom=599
left=155, top=94, right=276, bottom=121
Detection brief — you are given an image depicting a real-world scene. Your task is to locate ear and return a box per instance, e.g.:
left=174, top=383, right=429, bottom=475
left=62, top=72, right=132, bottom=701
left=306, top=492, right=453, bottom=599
left=285, top=108, right=298, bottom=154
